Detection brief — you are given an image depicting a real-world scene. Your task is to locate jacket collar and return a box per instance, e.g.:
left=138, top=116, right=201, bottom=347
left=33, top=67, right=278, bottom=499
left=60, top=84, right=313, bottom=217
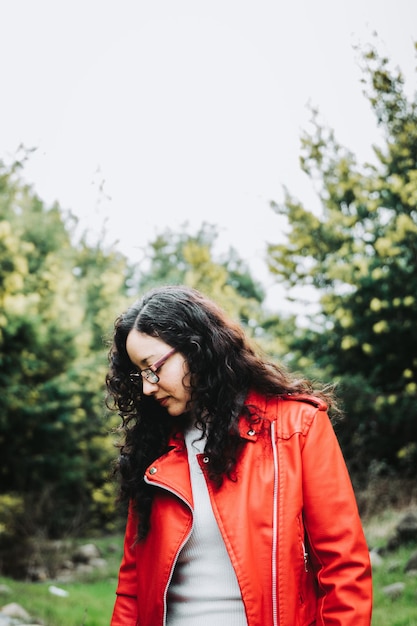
left=164, top=390, right=267, bottom=448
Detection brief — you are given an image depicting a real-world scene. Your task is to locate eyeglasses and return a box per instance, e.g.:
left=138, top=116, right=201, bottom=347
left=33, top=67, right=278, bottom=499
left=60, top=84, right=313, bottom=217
left=129, top=348, right=176, bottom=384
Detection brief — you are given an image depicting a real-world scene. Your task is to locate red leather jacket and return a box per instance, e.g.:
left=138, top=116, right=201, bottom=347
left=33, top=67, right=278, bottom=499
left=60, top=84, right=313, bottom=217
left=111, top=392, right=372, bottom=626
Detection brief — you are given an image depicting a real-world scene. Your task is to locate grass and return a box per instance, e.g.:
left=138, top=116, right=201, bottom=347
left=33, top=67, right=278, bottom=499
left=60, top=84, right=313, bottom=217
left=0, top=578, right=117, bottom=626
left=0, top=535, right=123, bottom=626
left=371, top=544, right=417, bottom=626
left=364, top=508, right=417, bottom=626
left=0, top=511, right=416, bottom=625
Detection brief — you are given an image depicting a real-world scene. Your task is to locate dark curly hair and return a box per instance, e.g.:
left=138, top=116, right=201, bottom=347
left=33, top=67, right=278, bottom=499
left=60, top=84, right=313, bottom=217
left=106, top=284, right=337, bottom=539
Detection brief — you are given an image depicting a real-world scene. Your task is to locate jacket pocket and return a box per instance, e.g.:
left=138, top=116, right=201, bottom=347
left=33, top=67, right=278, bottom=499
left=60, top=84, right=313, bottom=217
left=296, top=515, right=318, bottom=626
left=296, top=515, right=309, bottom=581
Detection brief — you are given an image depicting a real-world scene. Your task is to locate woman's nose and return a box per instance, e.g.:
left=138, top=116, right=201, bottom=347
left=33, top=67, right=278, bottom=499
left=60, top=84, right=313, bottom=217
left=142, top=378, right=158, bottom=395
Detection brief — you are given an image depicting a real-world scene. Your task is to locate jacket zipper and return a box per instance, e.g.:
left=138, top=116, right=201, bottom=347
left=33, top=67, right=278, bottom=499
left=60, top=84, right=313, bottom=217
left=144, top=476, right=194, bottom=626
left=297, top=514, right=309, bottom=573
left=271, top=421, right=279, bottom=626
left=301, top=540, right=309, bottom=572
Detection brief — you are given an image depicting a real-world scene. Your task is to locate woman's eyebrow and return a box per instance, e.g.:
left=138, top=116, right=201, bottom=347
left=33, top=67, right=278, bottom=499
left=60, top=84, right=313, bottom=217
left=130, top=354, right=153, bottom=368
left=140, top=353, right=159, bottom=367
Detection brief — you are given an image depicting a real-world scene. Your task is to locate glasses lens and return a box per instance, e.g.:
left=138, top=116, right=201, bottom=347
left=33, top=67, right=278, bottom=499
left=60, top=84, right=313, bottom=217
left=142, top=369, right=159, bottom=384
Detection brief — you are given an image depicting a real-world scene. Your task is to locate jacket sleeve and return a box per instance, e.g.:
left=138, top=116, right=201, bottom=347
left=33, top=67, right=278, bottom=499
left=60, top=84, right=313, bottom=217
left=110, top=504, right=140, bottom=626
left=301, top=409, right=372, bottom=626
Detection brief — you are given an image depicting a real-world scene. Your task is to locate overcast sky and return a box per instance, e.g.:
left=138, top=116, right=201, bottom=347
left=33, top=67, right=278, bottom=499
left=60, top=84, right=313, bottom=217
left=1, top=0, right=417, bottom=310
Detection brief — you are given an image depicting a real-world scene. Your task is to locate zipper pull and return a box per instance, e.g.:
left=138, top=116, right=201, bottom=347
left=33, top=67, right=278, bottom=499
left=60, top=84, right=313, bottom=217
left=302, top=542, right=309, bottom=572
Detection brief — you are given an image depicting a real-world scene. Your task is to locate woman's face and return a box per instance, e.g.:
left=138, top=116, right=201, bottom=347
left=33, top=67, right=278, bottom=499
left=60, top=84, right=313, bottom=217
left=126, top=330, right=191, bottom=417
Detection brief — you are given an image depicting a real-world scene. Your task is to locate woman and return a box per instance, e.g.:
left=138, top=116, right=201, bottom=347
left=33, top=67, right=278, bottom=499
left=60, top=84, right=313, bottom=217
left=106, top=285, right=372, bottom=626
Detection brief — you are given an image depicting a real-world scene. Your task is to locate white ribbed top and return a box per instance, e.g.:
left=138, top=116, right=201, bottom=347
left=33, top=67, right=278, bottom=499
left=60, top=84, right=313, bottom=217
left=166, top=424, right=248, bottom=626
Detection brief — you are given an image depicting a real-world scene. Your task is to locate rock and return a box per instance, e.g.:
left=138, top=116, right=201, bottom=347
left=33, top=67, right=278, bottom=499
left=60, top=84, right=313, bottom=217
left=54, top=571, right=74, bottom=584
left=387, top=559, right=402, bottom=573
left=72, top=543, right=101, bottom=563
left=404, top=549, right=417, bottom=573
left=0, top=600, right=38, bottom=625
left=406, top=569, right=417, bottom=577
left=27, top=565, right=48, bottom=582
left=369, top=549, right=383, bottom=569
left=0, top=602, right=31, bottom=620
left=0, top=585, right=12, bottom=596
left=89, top=557, right=108, bottom=570
left=382, top=581, right=406, bottom=599
left=48, top=585, right=69, bottom=597
left=107, top=543, right=119, bottom=553
left=0, top=616, right=18, bottom=626
left=386, top=511, right=417, bottom=550
left=396, top=512, right=417, bottom=543
left=74, top=563, right=95, bottom=576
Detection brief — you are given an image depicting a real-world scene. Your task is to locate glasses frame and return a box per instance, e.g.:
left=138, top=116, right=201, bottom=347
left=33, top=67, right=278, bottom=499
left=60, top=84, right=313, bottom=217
left=129, top=347, right=176, bottom=384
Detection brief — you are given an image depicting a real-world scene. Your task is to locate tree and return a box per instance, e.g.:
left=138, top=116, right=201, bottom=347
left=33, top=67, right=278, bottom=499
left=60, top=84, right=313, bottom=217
left=266, top=40, right=417, bottom=477
left=134, top=222, right=293, bottom=360
left=0, top=157, right=132, bottom=567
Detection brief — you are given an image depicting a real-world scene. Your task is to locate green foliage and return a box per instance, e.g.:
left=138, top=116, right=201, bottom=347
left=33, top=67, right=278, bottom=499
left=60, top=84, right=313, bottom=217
left=267, top=39, right=417, bottom=476
left=0, top=157, right=131, bottom=555
left=133, top=221, right=293, bottom=359
left=135, top=222, right=264, bottom=310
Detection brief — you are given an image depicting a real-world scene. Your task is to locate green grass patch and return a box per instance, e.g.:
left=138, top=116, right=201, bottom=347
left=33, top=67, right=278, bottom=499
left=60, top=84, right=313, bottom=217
left=370, top=544, right=417, bottom=626
left=0, top=577, right=117, bottom=626
left=363, top=508, right=417, bottom=625
left=0, top=535, right=123, bottom=626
